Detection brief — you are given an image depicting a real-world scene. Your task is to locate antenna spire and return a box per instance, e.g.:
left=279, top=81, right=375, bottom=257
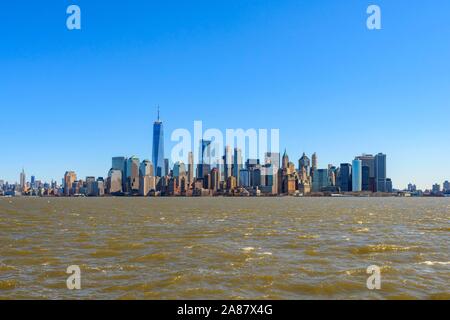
left=157, top=105, right=160, bottom=121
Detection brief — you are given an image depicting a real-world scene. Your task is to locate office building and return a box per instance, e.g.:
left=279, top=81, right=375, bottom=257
left=152, top=107, right=165, bottom=177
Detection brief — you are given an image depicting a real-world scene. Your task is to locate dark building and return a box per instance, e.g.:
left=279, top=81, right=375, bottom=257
left=339, top=163, right=352, bottom=192
left=362, top=165, right=370, bottom=191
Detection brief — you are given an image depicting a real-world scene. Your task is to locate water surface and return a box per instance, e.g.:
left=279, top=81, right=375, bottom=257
left=0, top=197, right=448, bottom=299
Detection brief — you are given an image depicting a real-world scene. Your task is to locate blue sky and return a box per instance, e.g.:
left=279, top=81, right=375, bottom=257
left=1, top=0, right=449, bottom=189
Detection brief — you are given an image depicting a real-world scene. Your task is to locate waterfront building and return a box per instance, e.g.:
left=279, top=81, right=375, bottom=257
left=386, top=178, right=393, bottom=193
left=265, top=152, right=280, bottom=171
left=227, top=176, right=237, bottom=191
left=339, top=163, right=352, bottom=192
left=362, top=166, right=370, bottom=191
left=239, top=169, right=250, bottom=187
left=140, top=160, right=154, bottom=177
left=443, top=180, right=450, bottom=193
left=20, top=169, right=26, bottom=192
left=126, top=156, right=140, bottom=193
left=312, top=169, right=329, bottom=192
left=152, top=108, right=165, bottom=177
left=173, top=161, right=186, bottom=177
left=86, top=176, right=96, bottom=196
left=198, top=139, right=212, bottom=179
left=356, top=154, right=375, bottom=191
left=432, top=183, right=441, bottom=194
left=311, top=153, right=318, bottom=171
left=298, top=153, right=311, bottom=176
left=187, top=151, right=194, bottom=188
left=64, top=171, right=77, bottom=196
left=140, top=175, right=156, bottom=196
left=374, top=153, right=387, bottom=192
left=352, top=159, right=362, bottom=192
left=107, top=169, right=122, bottom=194
left=233, top=148, right=243, bottom=186
left=210, top=168, right=219, bottom=192
left=224, top=146, right=233, bottom=181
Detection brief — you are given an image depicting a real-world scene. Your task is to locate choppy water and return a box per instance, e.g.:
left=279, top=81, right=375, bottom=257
left=0, top=197, right=448, bottom=300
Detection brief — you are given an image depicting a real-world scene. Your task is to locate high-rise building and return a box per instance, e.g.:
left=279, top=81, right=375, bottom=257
left=210, top=167, right=219, bottom=192
left=107, top=169, right=122, bottom=194
left=86, top=176, right=96, bottom=196
left=224, top=146, right=233, bottom=181
left=152, top=107, right=165, bottom=177
left=173, top=162, right=186, bottom=177
left=164, top=159, right=169, bottom=177
left=352, top=159, right=362, bottom=192
left=198, top=139, right=212, bottom=178
left=339, top=163, right=352, bottom=192
left=312, top=168, right=328, bottom=192
left=362, top=166, right=370, bottom=191
left=432, top=184, right=441, bottom=194
left=265, top=152, right=280, bottom=170
left=374, top=153, right=387, bottom=192
left=239, top=169, right=250, bottom=187
left=126, top=156, right=140, bottom=193
left=64, top=171, right=77, bottom=196
left=356, top=154, right=375, bottom=191
left=112, top=156, right=127, bottom=192
left=20, top=168, right=26, bottom=191
left=443, top=180, right=450, bottom=193
left=187, top=151, right=194, bottom=187
left=140, top=160, right=154, bottom=177
left=233, top=148, right=243, bottom=186
left=311, top=153, right=318, bottom=171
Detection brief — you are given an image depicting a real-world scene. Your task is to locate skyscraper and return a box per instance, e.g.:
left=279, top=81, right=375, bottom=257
left=339, top=163, right=352, bottom=192
left=374, top=153, right=387, bottom=192
left=356, top=154, right=375, bottom=191
left=140, top=160, right=154, bottom=177
left=152, top=107, right=165, bottom=177
left=312, top=168, right=328, bottom=192
left=126, top=156, right=140, bottom=193
left=20, top=168, right=26, bottom=191
left=198, top=139, right=212, bottom=178
left=362, top=166, right=370, bottom=191
left=64, top=171, right=77, bottom=196
left=224, top=146, right=233, bottom=181
left=311, top=153, right=318, bottom=171
left=352, top=159, right=362, bottom=192
left=187, top=151, right=194, bottom=187
left=233, top=148, right=243, bottom=186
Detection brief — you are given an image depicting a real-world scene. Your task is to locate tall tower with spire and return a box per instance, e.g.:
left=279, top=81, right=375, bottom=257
left=20, top=168, right=26, bottom=192
left=152, top=106, right=165, bottom=177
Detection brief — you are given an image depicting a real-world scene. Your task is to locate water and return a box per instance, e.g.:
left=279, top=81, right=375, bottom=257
left=0, top=197, right=448, bottom=300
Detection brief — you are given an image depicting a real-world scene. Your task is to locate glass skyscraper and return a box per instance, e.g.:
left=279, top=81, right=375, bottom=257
left=339, top=163, right=352, bottom=192
left=152, top=109, right=165, bottom=177
left=352, top=159, right=362, bottom=192
left=374, top=153, right=387, bottom=192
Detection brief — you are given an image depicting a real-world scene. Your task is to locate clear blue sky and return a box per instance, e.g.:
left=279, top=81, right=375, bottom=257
left=1, top=0, right=449, bottom=190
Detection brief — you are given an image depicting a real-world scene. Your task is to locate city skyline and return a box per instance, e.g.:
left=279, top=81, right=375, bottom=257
left=1, top=110, right=448, bottom=195
left=1, top=1, right=450, bottom=189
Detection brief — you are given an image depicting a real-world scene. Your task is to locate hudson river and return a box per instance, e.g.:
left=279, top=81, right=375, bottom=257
left=0, top=197, right=448, bottom=299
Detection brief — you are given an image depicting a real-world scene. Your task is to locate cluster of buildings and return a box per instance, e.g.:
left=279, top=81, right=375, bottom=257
left=1, top=113, right=449, bottom=198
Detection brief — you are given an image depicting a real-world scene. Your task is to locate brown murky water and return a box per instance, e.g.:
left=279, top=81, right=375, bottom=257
left=0, top=197, right=449, bottom=300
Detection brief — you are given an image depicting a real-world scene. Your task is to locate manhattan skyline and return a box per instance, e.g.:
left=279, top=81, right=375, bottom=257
left=1, top=1, right=450, bottom=189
